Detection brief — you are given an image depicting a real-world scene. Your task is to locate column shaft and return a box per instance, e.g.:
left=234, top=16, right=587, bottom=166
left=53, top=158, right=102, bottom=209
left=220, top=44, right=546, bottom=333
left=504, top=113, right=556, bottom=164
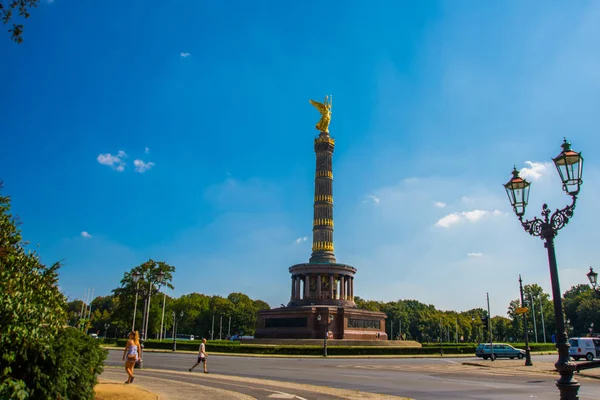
left=304, top=275, right=310, bottom=299
left=291, top=275, right=295, bottom=300
left=296, top=277, right=301, bottom=300
left=316, top=275, right=322, bottom=299
left=329, top=275, right=334, bottom=299
left=340, top=276, right=345, bottom=300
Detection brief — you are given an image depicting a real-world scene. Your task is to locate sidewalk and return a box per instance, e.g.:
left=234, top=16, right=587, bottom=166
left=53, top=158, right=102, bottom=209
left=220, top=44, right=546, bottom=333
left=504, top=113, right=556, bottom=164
left=100, top=370, right=251, bottom=400
left=100, top=367, right=410, bottom=400
left=462, top=359, right=600, bottom=380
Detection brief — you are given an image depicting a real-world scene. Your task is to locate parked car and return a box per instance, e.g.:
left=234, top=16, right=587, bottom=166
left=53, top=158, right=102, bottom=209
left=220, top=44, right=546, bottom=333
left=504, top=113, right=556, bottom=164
left=475, top=343, right=525, bottom=360
left=569, top=337, right=600, bottom=361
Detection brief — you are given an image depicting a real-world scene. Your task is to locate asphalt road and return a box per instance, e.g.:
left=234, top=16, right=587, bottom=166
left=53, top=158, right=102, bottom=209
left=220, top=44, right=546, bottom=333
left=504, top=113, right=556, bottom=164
left=105, top=351, right=600, bottom=400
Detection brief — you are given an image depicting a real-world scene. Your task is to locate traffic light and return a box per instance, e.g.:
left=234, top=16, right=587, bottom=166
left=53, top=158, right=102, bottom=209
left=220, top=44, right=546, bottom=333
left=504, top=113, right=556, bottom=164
left=480, top=317, right=488, bottom=326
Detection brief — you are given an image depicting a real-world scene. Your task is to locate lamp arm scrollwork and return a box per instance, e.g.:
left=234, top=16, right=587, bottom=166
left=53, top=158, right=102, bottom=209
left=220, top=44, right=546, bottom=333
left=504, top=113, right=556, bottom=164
left=519, top=215, right=544, bottom=238
left=551, top=195, right=577, bottom=232
left=518, top=196, right=577, bottom=239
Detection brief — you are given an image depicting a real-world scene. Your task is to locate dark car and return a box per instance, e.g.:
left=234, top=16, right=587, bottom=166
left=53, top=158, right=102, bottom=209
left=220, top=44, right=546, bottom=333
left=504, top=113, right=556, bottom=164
left=475, top=343, right=525, bottom=360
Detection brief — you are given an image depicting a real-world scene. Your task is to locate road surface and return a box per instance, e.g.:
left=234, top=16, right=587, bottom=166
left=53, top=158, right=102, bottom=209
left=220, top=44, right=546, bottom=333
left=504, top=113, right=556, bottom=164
left=105, top=351, right=600, bottom=399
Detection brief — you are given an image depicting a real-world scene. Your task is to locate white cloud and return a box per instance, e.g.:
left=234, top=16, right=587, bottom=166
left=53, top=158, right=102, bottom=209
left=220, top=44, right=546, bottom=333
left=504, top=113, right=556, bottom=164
left=145, top=147, right=150, bottom=154
left=180, top=52, right=191, bottom=58
left=97, top=151, right=127, bottom=172
left=467, top=252, right=483, bottom=257
left=81, top=231, right=92, bottom=239
left=435, top=209, right=503, bottom=228
left=133, top=159, right=155, bottom=173
left=362, top=194, right=380, bottom=204
left=295, top=236, right=308, bottom=244
left=433, top=201, right=446, bottom=208
left=461, top=196, right=474, bottom=204
left=520, top=161, right=552, bottom=180
left=435, top=213, right=463, bottom=228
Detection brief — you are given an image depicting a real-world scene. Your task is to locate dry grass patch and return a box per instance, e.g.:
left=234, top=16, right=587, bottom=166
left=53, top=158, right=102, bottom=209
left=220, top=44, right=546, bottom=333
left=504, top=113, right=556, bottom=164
left=95, top=380, right=157, bottom=400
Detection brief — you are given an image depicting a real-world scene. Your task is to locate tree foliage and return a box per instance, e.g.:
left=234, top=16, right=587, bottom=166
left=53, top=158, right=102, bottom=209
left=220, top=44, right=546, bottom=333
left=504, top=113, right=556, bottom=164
left=0, top=183, right=105, bottom=399
left=1, top=0, right=39, bottom=43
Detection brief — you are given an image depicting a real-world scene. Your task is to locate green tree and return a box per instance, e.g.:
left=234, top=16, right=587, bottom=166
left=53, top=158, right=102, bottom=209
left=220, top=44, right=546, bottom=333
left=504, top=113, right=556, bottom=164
left=1, top=0, right=39, bottom=43
left=112, top=259, right=175, bottom=338
left=564, top=284, right=597, bottom=337
left=0, top=183, right=105, bottom=398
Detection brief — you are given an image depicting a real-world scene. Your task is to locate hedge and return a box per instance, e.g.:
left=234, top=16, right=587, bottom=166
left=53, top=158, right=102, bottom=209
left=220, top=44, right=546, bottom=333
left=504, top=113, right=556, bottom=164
left=110, top=339, right=557, bottom=356
left=422, top=343, right=556, bottom=352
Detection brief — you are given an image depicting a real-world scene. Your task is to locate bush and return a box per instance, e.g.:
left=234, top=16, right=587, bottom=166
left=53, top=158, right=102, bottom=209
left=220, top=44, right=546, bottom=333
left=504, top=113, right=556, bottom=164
left=0, top=185, right=106, bottom=399
left=35, top=328, right=106, bottom=399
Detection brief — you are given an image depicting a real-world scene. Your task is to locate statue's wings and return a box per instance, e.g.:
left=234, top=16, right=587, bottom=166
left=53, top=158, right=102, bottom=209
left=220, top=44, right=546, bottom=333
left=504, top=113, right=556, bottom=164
left=309, top=99, right=327, bottom=114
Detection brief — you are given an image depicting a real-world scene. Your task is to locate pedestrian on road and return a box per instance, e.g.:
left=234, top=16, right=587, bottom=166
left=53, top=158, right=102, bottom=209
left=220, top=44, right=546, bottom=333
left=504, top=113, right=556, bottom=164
left=122, top=331, right=141, bottom=384
left=189, top=338, right=208, bottom=373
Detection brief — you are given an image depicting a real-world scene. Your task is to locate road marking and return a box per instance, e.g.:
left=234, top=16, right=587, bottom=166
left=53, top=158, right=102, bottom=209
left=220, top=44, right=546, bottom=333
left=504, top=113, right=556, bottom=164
left=265, top=390, right=308, bottom=400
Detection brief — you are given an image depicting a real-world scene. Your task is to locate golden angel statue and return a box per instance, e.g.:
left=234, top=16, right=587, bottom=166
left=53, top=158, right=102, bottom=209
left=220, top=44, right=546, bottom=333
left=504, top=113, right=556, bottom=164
left=309, top=95, right=332, bottom=133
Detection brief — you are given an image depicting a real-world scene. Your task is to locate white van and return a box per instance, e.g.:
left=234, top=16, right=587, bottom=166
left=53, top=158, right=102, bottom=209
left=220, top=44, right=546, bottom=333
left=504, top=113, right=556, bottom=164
left=569, top=337, right=600, bottom=361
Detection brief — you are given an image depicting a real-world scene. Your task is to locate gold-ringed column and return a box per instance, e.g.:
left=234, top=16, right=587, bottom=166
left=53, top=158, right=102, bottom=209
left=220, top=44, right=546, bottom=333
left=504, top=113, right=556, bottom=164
left=310, top=131, right=336, bottom=263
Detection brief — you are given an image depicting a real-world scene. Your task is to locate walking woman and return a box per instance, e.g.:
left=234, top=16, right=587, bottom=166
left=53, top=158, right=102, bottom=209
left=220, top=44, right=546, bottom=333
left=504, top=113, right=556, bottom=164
left=122, top=331, right=141, bottom=384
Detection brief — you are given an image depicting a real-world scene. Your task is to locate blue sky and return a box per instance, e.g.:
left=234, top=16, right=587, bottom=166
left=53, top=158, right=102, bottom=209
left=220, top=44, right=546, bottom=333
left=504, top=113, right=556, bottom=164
left=2, top=1, right=600, bottom=317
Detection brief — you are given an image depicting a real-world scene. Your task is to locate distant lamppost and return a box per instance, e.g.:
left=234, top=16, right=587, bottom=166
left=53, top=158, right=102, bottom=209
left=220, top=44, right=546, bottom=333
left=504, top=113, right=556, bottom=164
left=504, top=138, right=583, bottom=400
left=519, top=275, right=533, bottom=366
left=590, top=322, right=595, bottom=337
left=587, top=267, right=598, bottom=292
left=172, top=311, right=184, bottom=352
left=141, top=271, right=165, bottom=341
left=104, top=323, right=110, bottom=339
left=131, top=271, right=141, bottom=331
left=317, top=314, right=334, bottom=357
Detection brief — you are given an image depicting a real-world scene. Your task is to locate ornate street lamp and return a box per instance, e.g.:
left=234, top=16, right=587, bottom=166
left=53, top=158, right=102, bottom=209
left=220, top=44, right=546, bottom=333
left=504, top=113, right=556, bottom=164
left=587, top=267, right=598, bottom=291
left=131, top=271, right=142, bottom=331
left=504, top=138, right=584, bottom=400
left=317, top=314, right=334, bottom=357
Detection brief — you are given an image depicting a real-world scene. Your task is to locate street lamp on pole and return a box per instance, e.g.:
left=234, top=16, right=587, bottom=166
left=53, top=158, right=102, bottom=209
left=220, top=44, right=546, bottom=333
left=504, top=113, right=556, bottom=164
left=142, top=271, right=165, bottom=341
left=172, top=311, right=184, bottom=351
left=519, top=275, right=533, bottom=366
left=504, top=138, right=584, bottom=400
left=587, top=267, right=598, bottom=291
left=131, top=271, right=141, bottom=331
left=317, top=314, right=334, bottom=357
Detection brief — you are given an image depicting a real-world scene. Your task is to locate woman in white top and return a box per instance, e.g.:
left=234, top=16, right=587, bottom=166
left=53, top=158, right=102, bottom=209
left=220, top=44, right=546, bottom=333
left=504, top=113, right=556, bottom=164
left=122, top=331, right=141, bottom=383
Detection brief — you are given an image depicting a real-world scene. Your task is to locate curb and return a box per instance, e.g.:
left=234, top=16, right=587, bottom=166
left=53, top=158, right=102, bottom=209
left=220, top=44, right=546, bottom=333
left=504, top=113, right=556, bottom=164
left=461, top=361, right=600, bottom=381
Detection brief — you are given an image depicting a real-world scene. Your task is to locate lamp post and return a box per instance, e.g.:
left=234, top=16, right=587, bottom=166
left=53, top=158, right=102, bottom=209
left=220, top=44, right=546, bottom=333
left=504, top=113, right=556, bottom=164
left=159, top=286, right=167, bottom=341
left=172, top=311, right=184, bottom=351
left=103, top=323, right=110, bottom=339
left=519, top=275, right=533, bottom=366
left=317, top=314, right=334, bottom=357
left=131, top=271, right=141, bottom=331
left=587, top=267, right=598, bottom=292
left=142, top=271, right=165, bottom=341
left=504, top=138, right=584, bottom=399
